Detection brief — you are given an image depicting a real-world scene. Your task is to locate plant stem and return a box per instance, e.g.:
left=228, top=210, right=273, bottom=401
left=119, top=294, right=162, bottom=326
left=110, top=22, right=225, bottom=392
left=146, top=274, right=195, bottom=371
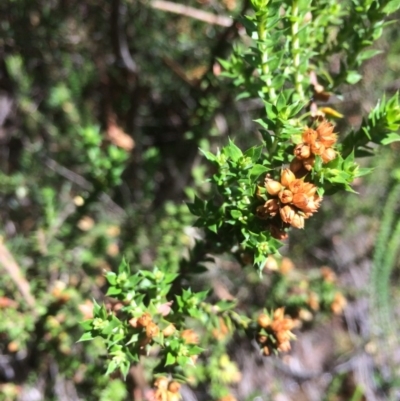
left=291, top=0, right=304, bottom=99
left=257, top=13, right=277, bottom=101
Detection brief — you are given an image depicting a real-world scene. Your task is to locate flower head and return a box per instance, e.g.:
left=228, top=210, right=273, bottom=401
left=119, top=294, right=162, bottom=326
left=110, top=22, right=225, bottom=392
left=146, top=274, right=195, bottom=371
left=294, top=120, right=337, bottom=172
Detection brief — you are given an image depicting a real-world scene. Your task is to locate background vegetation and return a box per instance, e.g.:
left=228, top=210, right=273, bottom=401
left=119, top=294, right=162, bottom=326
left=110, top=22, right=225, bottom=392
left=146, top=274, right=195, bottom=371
left=0, top=0, right=400, bottom=400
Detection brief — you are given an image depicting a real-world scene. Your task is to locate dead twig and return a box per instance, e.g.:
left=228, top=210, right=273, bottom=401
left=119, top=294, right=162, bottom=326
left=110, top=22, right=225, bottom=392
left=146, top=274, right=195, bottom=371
left=151, top=0, right=232, bottom=27
left=0, top=240, right=36, bottom=311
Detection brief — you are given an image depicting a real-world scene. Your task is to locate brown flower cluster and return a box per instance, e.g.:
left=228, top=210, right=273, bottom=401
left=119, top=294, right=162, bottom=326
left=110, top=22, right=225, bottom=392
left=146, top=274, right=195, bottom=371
left=153, top=377, right=181, bottom=401
left=256, top=307, right=296, bottom=356
left=257, top=168, right=322, bottom=237
left=331, top=292, right=347, bottom=315
left=180, top=329, right=199, bottom=344
left=129, top=312, right=178, bottom=351
left=291, top=120, right=337, bottom=174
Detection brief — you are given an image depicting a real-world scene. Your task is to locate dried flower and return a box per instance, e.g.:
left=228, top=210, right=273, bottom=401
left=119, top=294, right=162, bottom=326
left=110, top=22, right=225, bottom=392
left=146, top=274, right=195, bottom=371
left=281, top=168, right=296, bottom=187
left=257, top=313, right=271, bottom=328
left=137, top=312, right=152, bottom=328
left=265, top=178, right=282, bottom=195
left=258, top=172, right=321, bottom=233
left=181, top=329, right=199, bottom=344
left=162, top=324, right=176, bottom=337
left=146, top=322, right=160, bottom=338
left=331, top=292, right=347, bottom=315
left=307, top=292, right=320, bottom=311
left=294, top=120, right=337, bottom=171
left=321, top=147, right=336, bottom=163
left=320, top=266, right=336, bottom=283
left=264, top=255, right=279, bottom=271
left=294, top=143, right=311, bottom=159
left=316, top=120, right=337, bottom=147
left=154, top=377, right=169, bottom=390
left=279, top=189, right=294, bottom=204
left=168, top=382, right=181, bottom=393
left=279, top=257, right=294, bottom=275
left=257, top=307, right=295, bottom=355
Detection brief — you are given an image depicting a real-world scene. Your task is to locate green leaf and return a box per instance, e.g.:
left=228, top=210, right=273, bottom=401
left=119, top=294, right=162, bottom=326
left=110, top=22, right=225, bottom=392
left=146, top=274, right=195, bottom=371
left=199, top=149, right=216, bottom=162
left=177, top=355, right=191, bottom=366
left=120, top=362, right=130, bottom=380
left=358, top=49, right=382, bottom=62
left=105, top=361, right=118, bottom=376
left=383, top=0, right=400, bottom=13
left=165, top=353, right=176, bottom=366
left=106, top=272, right=117, bottom=285
left=230, top=210, right=242, bottom=219
left=249, top=164, right=269, bottom=180
left=346, top=71, right=363, bottom=84
left=77, top=331, right=95, bottom=342
left=118, top=258, right=130, bottom=275
left=381, top=133, right=400, bottom=145
left=223, top=140, right=243, bottom=161
left=106, top=287, right=122, bottom=296
left=276, top=92, right=286, bottom=112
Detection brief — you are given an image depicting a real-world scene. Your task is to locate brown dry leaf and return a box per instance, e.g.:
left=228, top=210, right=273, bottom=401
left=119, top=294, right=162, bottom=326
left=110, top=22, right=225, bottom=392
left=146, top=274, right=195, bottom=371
left=107, top=116, right=135, bottom=151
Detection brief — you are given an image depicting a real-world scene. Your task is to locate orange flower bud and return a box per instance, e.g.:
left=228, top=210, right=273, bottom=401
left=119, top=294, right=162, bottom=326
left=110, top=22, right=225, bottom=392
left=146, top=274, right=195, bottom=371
left=146, top=322, right=160, bottom=338
left=278, top=189, right=293, bottom=204
left=321, top=266, right=336, bottom=283
left=277, top=340, right=291, bottom=352
left=299, top=182, right=318, bottom=197
left=307, top=292, right=320, bottom=311
left=275, top=330, right=291, bottom=344
left=262, top=346, right=271, bottom=356
left=302, top=128, right=318, bottom=145
left=265, top=179, right=282, bottom=195
left=154, top=376, right=169, bottom=390
left=292, top=193, right=310, bottom=210
left=290, top=213, right=305, bottom=229
left=264, top=255, right=279, bottom=271
left=294, top=143, right=311, bottom=159
left=281, top=168, right=296, bottom=188
left=298, top=195, right=321, bottom=214
left=167, top=391, right=181, bottom=401
left=137, top=312, right=152, bottom=328
left=280, top=205, right=296, bottom=224
left=310, top=141, right=325, bottom=155
left=264, top=199, right=279, bottom=215
left=181, top=329, right=199, bottom=344
left=316, top=120, right=337, bottom=147
left=257, top=199, right=279, bottom=219
left=321, top=147, right=336, bottom=163
left=273, top=307, right=285, bottom=320
left=168, top=381, right=181, bottom=393
left=288, top=178, right=304, bottom=194
left=331, top=292, right=347, bottom=315
left=280, top=257, right=294, bottom=275
left=162, top=324, right=176, bottom=337
left=257, top=313, right=271, bottom=328
left=128, top=317, right=139, bottom=328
